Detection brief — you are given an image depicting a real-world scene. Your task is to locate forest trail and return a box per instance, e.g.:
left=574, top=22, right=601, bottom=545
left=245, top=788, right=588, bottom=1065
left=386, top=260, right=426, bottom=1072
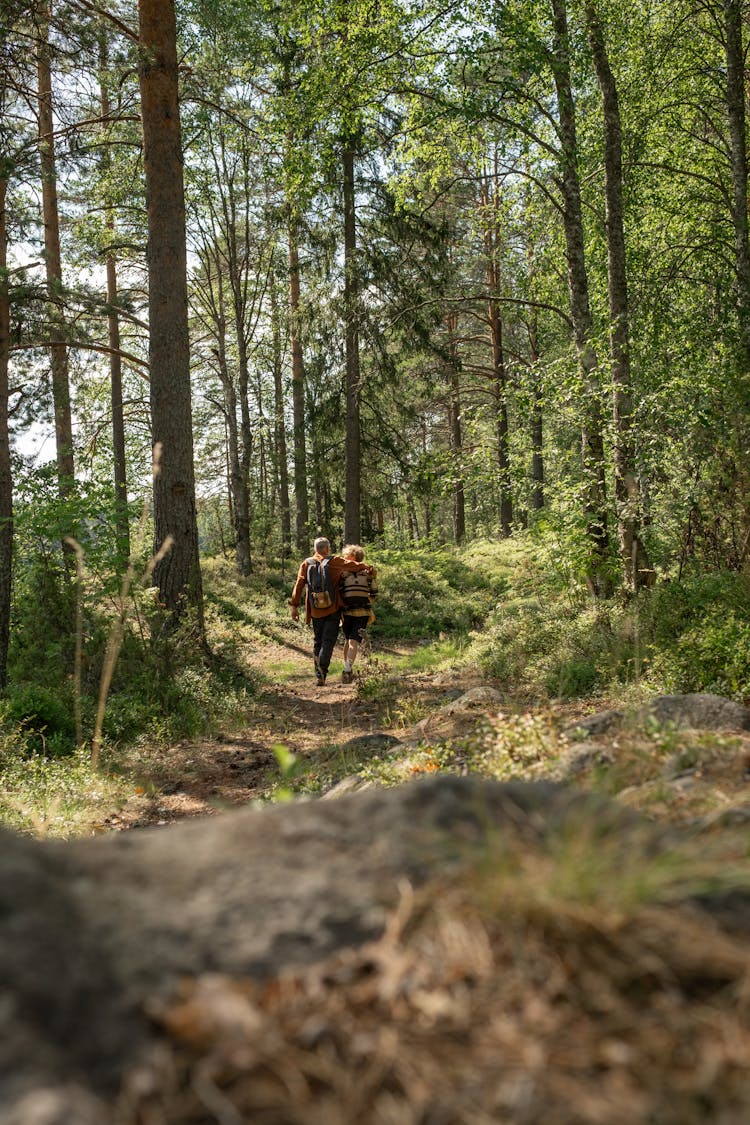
left=104, top=634, right=475, bottom=832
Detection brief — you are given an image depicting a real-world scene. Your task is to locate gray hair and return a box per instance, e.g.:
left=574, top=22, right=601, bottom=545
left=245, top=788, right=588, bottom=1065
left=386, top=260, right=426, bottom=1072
left=313, top=537, right=330, bottom=554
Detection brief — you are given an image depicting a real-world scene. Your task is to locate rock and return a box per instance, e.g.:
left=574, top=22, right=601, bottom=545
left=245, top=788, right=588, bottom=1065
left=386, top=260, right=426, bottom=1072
left=441, top=687, right=504, bottom=715
left=320, top=775, right=375, bottom=799
left=562, top=694, right=750, bottom=743
left=639, top=693, right=750, bottom=732
left=438, top=688, right=465, bottom=703
left=0, top=776, right=650, bottom=1118
left=549, top=741, right=615, bottom=780
left=338, top=732, right=403, bottom=754
left=562, top=710, right=624, bottom=740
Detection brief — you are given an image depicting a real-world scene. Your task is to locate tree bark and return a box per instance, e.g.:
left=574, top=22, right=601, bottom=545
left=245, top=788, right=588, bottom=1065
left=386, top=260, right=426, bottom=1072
left=0, top=171, right=13, bottom=689
left=227, top=251, right=252, bottom=577
left=487, top=290, right=513, bottom=536
left=287, top=212, right=308, bottom=552
left=37, top=0, right=74, bottom=494
left=138, top=0, right=203, bottom=624
left=99, top=31, right=129, bottom=566
left=723, top=0, right=750, bottom=374
left=270, top=269, right=292, bottom=557
left=584, top=0, right=651, bottom=592
left=342, top=140, right=361, bottom=544
left=212, top=267, right=251, bottom=578
left=550, top=0, right=611, bottom=596
left=481, top=166, right=513, bottom=536
left=528, top=311, right=545, bottom=511
left=445, top=315, right=466, bottom=544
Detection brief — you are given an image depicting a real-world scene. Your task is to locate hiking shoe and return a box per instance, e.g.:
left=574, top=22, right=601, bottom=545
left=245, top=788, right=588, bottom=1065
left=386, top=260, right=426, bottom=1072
left=341, top=669, right=354, bottom=684
left=316, top=669, right=327, bottom=686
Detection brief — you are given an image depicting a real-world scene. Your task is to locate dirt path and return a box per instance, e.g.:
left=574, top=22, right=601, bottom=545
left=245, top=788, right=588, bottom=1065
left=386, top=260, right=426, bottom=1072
left=103, top=636, right=433, bottom=831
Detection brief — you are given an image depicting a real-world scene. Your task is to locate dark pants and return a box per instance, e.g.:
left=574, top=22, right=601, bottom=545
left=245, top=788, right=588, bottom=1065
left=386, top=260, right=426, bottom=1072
left=312, top=613, right=340, bottom=674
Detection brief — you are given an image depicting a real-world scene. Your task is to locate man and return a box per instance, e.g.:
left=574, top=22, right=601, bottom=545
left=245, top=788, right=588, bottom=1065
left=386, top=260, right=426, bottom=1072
left=289, top=537, right=374, bottom=686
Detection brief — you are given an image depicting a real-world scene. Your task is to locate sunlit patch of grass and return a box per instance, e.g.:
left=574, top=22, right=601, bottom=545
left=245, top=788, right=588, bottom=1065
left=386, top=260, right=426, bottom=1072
left=383, top=696, right=431, bottom=729
left=468, top=710, right=565, bottom=781
left=0, top=741, right=131, bottom=837
left=263, top=658, right=303, bottom=680
left=381, top=636, right=468, bottom=673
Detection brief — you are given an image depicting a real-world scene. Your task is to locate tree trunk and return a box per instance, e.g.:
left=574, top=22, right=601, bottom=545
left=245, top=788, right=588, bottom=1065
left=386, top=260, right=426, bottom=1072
left=528, top=310, right=545, bottom=511
left=226, top=376, right=251, bottom=577
left=138, top=0, right=203, bottom=625
left=723, top=0, right=750, bottom=372
left=287, top=212, right=308, bottom=552
left=37, top=1, right=74, bottom=494
left=99, top=32, right=129, bottom=566
left=482, top=164, right=513, bottom=535
left=446, top=315, right=466, bottom=544
left=0, top=172, right=13, bottom=690
left=584, top=0, right=651, bottom=592
left=270, top=270, right=292, bottom=557
left=342, top=140, right=361, bottom=544
left=488, top=295, right=513, bottom=536
left=209, top=256, right=250, bottom=576
left=551, top=0, right=611, bottom=596
left=230, top=276, right=252, bottom=577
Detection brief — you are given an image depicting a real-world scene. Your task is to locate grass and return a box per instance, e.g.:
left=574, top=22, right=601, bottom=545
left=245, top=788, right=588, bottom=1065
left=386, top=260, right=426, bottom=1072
left=5, top=537, right=750, bottom=836
left=0, top=743, right=131, bottom=837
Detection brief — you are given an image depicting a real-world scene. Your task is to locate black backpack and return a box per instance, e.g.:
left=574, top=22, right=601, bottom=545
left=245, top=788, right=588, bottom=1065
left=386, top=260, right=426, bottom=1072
left=306, top=556, right=335, bottom=610
left=341, top=568, right=372, bottom=610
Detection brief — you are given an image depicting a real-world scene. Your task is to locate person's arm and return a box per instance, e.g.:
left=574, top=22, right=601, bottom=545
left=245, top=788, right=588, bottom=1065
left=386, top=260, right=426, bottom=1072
left=289, top=562, right=307, bottom=620
left=340, top=558, right=374, bottom=575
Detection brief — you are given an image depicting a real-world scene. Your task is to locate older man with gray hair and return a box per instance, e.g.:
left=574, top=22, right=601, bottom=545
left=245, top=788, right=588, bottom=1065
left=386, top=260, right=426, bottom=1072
left=289, top=537, right=374, bottom=686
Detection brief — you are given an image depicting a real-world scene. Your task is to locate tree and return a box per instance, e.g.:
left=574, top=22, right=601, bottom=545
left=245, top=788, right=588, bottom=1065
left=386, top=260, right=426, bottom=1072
left=36, top=0, right=74, bottom=496
left=0, top=162, right=12, bottom=688
left=138, top=0, right=203, bottom=622
left=583, top=0, right=651, bottom=591
left=98, top=28, right=130, bottom=566
left=549, top=0, right=611, bottom=594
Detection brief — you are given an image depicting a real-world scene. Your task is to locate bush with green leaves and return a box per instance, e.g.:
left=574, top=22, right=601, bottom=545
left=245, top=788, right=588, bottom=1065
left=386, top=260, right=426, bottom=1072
left=470, top=596, right=631, bottom=699
left=614, top=571, right=750, bottom=702
left=0, top=741, right=126, bottom=837
left=469, top=562, right=750, bottom=704
left=368, top=541, right=512, bottom=638
left=1, top=685, right=78, bottom=757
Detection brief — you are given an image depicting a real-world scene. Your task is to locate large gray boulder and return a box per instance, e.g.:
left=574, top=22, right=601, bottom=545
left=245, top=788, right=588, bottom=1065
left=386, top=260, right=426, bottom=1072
left=640, top=693, right=750, bottom=731
left=0, top=776, right=651, bottom=1121
left=563, top=693, right=750, bottom=743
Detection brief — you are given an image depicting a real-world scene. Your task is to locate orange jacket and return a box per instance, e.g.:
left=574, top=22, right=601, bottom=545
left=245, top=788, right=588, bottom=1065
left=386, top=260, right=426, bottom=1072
left=290, top=553, right=374, bottom=623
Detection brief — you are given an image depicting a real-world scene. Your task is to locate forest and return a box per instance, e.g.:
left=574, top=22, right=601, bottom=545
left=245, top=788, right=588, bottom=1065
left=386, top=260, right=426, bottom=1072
left=1, top=0, right=750, bottom=773
left=6, top=4, right=750, bottom=1118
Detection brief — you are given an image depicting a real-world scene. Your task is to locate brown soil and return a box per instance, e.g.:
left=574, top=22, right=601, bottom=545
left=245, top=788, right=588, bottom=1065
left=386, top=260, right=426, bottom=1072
left=104, top=637, right=484, bottom=832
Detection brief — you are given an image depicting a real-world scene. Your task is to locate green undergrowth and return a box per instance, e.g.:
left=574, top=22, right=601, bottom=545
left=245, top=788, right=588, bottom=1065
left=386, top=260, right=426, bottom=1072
left=468, top=559, right=750, bottom=705
left=0, top=743, right=130, bottom=837
left=4, top=537, right=750, bottom=836
left=365, top=539, right=515, bottom=638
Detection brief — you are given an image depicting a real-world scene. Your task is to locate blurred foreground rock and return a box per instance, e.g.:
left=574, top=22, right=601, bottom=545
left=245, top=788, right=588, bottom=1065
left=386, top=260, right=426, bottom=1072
left=0, top=776, right=659, bottom=1122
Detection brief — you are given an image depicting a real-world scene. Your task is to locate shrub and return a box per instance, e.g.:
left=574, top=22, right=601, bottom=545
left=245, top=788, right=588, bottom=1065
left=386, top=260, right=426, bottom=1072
left=369, top=543, right=511, bottom=638
left=469, top=565, right=750, bottom=704
left=2, top=685, right=78, bottom=757
left=646, top=608, right=750, bottom=701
